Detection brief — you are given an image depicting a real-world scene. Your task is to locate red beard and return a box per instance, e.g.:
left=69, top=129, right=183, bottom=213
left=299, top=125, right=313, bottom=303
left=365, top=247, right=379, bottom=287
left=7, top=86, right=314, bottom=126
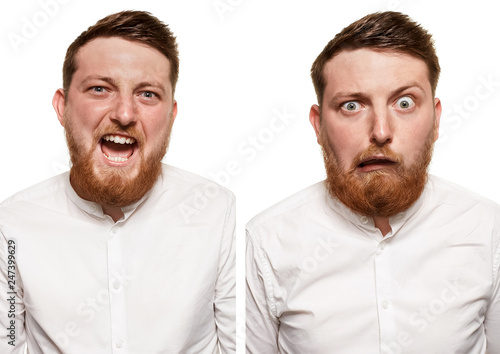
left=320, top=128, right=434, bottom=217
left=64, top=118, right=172, bottom=208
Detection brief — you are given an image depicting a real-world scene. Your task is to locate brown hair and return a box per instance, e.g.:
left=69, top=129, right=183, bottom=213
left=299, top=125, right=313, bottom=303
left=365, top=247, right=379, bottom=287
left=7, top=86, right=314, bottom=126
left=311, top=11, right=440, bottom=107
left=62, top=10, right=179, bottom=95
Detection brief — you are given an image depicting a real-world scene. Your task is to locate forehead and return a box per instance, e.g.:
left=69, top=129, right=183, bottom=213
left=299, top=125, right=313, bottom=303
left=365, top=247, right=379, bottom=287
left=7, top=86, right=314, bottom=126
left=72, top=37, right=171, bottom=86
left=323, top=48, right=431, bottom=95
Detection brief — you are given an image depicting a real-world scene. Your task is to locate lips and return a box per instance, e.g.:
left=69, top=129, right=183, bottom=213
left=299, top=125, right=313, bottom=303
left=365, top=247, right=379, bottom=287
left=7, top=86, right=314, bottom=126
left=357, top=156, right=397, bottom=172
left=100, top=134, right=137, bottom=163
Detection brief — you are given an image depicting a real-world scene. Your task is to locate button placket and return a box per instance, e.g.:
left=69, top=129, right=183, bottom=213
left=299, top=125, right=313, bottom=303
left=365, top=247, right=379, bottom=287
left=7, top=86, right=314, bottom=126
left=115, top=339, right=124, bottom=349
left=107, top=225, right=129, bottom=353
left=374, top=237, right=397, bottom=348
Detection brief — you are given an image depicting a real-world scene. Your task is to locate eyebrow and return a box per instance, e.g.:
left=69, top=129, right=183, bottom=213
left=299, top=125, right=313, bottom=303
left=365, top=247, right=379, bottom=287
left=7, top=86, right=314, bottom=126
left=389, top=81, right=426, bottom=98
left=135, top=81, right=167, bottom=95
left=79, top=76, right=116, bottom=90
left=79, top=75, right=167, bottom=95
left=328, top=81, right=426, bottom=107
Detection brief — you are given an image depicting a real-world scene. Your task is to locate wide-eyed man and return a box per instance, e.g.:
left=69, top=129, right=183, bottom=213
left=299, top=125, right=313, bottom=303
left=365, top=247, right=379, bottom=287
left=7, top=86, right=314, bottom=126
left=0, top=11, right=235, bottom=353
left=246, top=11, right=499, bottom=353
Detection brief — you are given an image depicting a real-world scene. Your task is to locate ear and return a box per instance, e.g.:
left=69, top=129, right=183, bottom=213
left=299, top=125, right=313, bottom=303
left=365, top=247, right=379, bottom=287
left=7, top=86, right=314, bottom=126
left=309, top=104, right=322, bottom=144
left=433, top=97, right=442, bottom=142
left=171, top=99, right=178, bottom=123
left=52, top=89, right=66, bottom=127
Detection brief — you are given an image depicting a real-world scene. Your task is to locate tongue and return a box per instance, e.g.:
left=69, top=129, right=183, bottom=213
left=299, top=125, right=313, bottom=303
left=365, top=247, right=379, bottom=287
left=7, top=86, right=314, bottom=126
left=101, top=140, right=134, bottom=158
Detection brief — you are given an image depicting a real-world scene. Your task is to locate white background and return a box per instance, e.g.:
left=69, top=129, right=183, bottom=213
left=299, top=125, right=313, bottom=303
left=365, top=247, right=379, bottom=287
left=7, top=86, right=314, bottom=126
left=1, top=0, right=499, bottom=351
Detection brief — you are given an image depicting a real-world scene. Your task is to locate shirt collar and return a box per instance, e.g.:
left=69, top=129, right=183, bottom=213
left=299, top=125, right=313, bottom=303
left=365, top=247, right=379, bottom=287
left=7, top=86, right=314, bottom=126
left=64, top=172, right=160, bottom=222
left=324, top=180, right=428, bottom=237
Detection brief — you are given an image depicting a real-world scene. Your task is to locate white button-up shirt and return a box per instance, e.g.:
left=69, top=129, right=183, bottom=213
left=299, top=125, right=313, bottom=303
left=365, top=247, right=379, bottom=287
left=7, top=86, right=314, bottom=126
left=0, top=164, right=235, bottom=354
left=246, top=175, right=500, bottom=353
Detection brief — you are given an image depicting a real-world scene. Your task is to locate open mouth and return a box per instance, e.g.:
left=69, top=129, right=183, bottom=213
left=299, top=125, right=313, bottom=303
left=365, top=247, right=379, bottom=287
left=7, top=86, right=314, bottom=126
left=100, top=134, right=137, bottom=163
left=357, top=156, right=397, bottom=171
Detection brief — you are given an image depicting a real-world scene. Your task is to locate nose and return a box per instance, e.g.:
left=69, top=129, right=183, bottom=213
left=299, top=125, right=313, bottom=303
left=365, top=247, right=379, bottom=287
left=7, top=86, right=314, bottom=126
left=369, top=108, right=393, bottom=146
left=111, top=94, right=137, bottom=127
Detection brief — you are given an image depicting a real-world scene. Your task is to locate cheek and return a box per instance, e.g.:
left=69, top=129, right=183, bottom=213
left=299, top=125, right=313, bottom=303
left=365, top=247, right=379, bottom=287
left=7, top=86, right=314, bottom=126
left=323, top=124, right=361, bottom=167
left=142, top=115, right=171, bottom=148
left=71, top=102, right=105, bottom=131
left=399, top=124, right=434, bottom=165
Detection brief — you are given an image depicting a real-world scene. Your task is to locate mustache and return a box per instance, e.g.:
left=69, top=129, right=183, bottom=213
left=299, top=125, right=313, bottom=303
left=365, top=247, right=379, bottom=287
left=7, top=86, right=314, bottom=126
left=349, top=144, right=403, bottom=172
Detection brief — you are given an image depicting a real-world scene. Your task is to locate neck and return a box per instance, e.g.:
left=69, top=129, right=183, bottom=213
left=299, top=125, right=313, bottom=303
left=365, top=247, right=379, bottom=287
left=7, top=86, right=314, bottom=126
left=373, top=216, right=392, bottom=236
left=102, top=205, right=124, bottom=223
left=69, top=174, right=126, bottom=223
left=70, top=180, right=123, bottom=222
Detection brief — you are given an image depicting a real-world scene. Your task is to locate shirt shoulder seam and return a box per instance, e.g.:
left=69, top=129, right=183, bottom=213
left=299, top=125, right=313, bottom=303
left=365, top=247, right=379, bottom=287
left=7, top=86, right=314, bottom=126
left=246, top=181, right=325, bottom=232
left=247, top=231, right=278, bottom=318
left=493, top=239, right=500, bottom=284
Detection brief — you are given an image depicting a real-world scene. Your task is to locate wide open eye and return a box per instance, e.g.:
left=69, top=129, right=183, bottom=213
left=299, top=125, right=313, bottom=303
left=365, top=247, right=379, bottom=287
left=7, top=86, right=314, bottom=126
left=342, top=101, right=361, bottom=111
left=396, top=96, right=415, bottom=110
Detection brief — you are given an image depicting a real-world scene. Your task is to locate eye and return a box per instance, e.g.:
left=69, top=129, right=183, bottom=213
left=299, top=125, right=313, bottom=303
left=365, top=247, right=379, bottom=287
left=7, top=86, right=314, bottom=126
left=90, top=86, right=107, bottom=93
left=396, top=96, right=415, bottom=110
left=342, top=101, right=361, bottom=112
left=141, top=91, right=157, bottom=99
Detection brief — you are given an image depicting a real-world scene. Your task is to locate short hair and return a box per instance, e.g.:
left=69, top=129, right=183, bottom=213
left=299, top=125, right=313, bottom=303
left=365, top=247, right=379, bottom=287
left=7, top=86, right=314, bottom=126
left=62, top=10, right=179, bottom=95
left=311, top=11, right=440, bottom=107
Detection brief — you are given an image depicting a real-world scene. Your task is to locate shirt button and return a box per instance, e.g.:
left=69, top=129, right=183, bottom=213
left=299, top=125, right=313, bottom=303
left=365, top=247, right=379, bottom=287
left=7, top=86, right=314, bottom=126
left=111, top=226, right=118, bottom=234
left=382, top=300, right=389, bottom=309
left=116, top=340, right=123, bottom=348
left=360, top=216, right=369, bottom=224
left=379, top=242, right=386, bottom=250
left=90, top=205, right=97, bottom=213
left=112, top=281, right=121, bottom=290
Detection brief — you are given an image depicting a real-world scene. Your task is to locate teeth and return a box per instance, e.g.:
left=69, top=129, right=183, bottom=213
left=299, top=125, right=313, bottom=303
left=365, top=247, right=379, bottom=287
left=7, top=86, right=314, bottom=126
left=103, top=153, right=129, bottom=162
left=103, top=135, right=136, bottom=145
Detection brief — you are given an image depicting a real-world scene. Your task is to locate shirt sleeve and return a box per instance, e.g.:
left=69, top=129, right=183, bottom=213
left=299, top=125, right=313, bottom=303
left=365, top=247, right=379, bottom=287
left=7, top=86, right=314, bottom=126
left=0, top=228, right=27, bottom=353
left=246, top=229, right=280, bottom=353
left=214, top=194, right=236, bottom=353
left=485, top=235, right=500, bottom=353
